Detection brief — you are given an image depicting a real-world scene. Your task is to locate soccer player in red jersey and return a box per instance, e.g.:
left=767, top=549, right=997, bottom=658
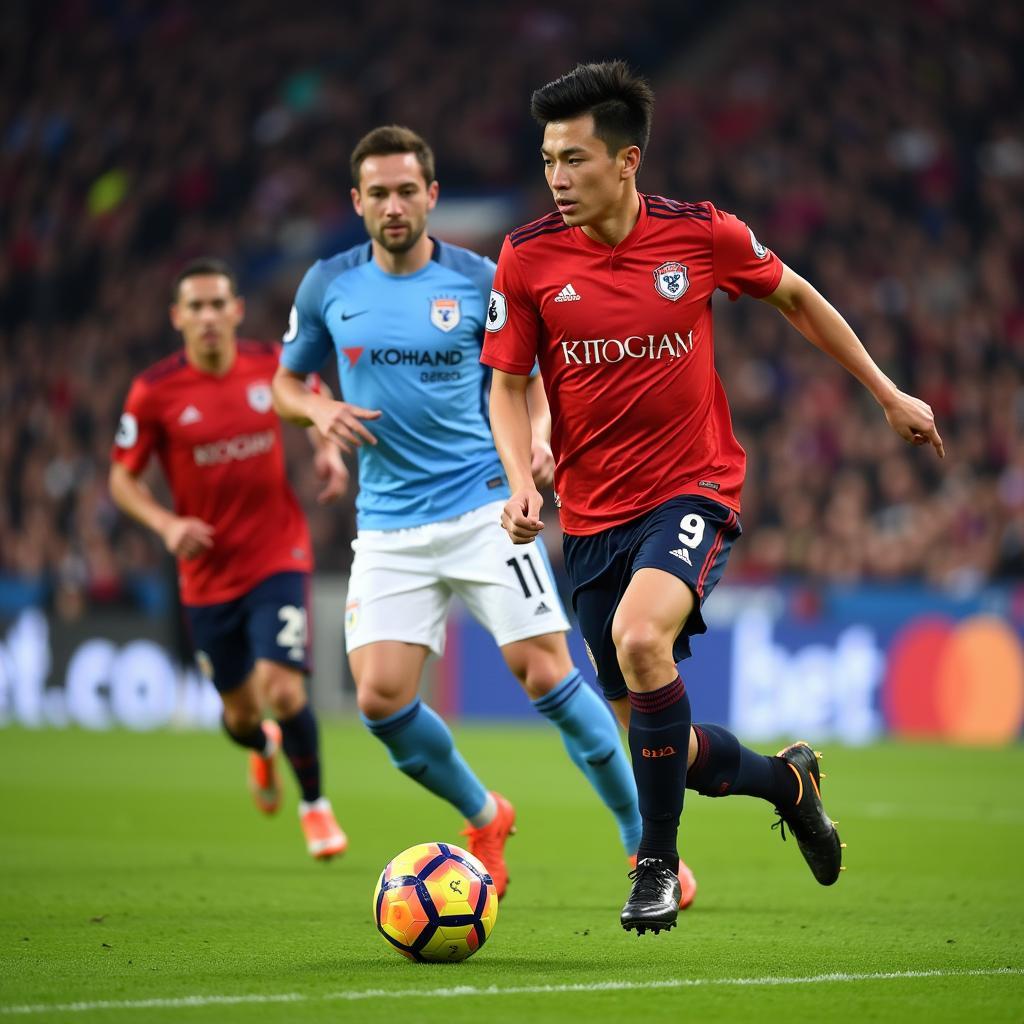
left=482, top=62, right=944, bottom=933
left=109, top=258, right=349, bottom=860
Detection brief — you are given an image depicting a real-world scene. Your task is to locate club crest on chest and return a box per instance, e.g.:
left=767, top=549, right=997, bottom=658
left=653, top=261, right=689, bottom=302
left=247, top=383, right=272, bottom=413
left=430, top=297, right=461, bottom=333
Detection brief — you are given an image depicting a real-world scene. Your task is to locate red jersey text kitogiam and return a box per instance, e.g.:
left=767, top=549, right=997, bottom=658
left=480, top=196, right=783, bottom=535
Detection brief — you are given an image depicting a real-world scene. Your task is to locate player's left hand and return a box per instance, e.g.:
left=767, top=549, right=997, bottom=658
left=501, top=488, right=545, bottom=544
left=882, top=389, right=945, bottom=458
left=311, top=398, right=381, bottom=453
left=314, top=447, right=349, bottom=505
left=530, top=438, right=555, bottom=489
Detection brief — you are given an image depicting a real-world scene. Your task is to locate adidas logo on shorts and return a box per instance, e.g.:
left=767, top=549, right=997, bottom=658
left=534, top=601, right=552, bottom=615
left=554, top=283, right=582, bottom=303
left=669, top=547, right=692, bottom=565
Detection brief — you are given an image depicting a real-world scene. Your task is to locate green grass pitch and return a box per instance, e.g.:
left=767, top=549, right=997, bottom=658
left=1, top=722, right=1022, bottom=1022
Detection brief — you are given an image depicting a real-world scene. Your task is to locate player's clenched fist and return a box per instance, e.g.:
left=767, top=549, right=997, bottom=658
left=312, top=399, right=381, bottom=453
left=161, top=516, right=215, bottom=559
left=500, top=488, right=545, bottom=544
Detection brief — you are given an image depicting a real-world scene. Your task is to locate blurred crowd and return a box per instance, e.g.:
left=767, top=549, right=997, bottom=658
left=644, top=0, right=1024, bottom=589
left=1, top=0, right=1021, bottom=616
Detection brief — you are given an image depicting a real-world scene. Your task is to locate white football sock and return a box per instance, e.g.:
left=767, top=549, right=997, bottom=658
left=468, top=792, right=497, bottom=828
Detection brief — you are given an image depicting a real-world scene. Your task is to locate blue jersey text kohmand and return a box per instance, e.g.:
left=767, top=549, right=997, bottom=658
left=281, top=239, right=508, bottom=529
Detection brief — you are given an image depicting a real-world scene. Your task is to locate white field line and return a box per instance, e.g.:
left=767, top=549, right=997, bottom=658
left=2, top=967, right=1021, bottom=1016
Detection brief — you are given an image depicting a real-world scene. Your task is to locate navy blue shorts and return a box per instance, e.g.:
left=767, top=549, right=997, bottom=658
left=183, top=571, right=312, bottom=694
left=563, top=495, right=741, bottom=702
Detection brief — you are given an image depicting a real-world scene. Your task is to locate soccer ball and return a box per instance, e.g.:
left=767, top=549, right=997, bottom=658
left=372, top=841, right=499, bottom=962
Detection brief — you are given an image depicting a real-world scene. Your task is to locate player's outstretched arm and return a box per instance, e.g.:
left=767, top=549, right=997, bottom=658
left=272, top=366, right=381, bottom=453
left=490, top=369, right=544, bottom=544
left=109, top=462, right=214, bottom=559
left=762, top=266, right=945, bottom=458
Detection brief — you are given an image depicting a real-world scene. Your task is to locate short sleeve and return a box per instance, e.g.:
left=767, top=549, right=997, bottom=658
left=479, top=236, right=541, bottom=375
left=264, top=339, right=320, bottom=393
left=111, top=377, right=160, bottom=475
left=711, top=206, right=784, bottom=301
left=279, top=262, right=334, bottom=374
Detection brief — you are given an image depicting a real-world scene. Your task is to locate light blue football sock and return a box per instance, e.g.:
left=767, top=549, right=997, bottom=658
left=362, top=699, right=488, bottom=820
left=532, top=669, right=642, bottom=854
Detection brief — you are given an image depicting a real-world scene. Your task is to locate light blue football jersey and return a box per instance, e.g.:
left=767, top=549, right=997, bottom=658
left=281, top=239, right=509, bottom=529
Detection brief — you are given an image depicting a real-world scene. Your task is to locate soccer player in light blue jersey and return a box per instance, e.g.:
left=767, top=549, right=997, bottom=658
left=271, top=125, right=695, bottom=903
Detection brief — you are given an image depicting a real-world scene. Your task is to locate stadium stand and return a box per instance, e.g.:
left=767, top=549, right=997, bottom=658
left=1, top=0, right=1021, bottom=616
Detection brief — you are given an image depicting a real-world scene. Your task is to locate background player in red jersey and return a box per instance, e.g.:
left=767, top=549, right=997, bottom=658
left=109, top=257, right=349, bottom=860
left=483, top=62, right=944, bottom=934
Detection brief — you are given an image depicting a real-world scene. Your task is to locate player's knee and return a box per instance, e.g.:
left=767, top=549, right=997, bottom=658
left=221, top=700, right=261, bottom=735
left=522, top=678, right=547, bottom=700
left=504, top=637, right=573, bottom=700
left=519, top=663, right=557, bottom=700
left=514, top=656, right=571, bottom=700
left=612, top=620, right=668, bottom=678
left=262, top=667, right=306, bottom=719
left=356, top=680, right=407, bottom=721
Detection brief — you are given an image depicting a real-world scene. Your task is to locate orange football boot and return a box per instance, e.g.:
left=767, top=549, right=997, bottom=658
left=461, top=791, right=516, bottom=898
left=299, top=798, right=349, bottom=860
left=248, top=719, right=282, bottom=815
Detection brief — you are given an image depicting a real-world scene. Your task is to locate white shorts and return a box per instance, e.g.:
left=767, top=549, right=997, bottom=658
left=344, top=500, right=570, bottom=656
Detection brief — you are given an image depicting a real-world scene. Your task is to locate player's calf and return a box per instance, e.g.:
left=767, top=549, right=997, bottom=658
left=530, top=668, right=646, bottom=855
left=277, top=704, right=323, bottom=805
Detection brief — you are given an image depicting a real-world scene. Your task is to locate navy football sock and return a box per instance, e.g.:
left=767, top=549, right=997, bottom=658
left=221, top=716, right=268, bottom=754
left=628, top=676, right=691, bottom=871
left=279, top=704, right=322, bottom=803
left=687, top=723, right=795, bottom=804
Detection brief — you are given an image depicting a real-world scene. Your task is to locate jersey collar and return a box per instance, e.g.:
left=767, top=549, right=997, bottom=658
left=366, top=237, right=441, bottom=280
left=571, top=192, right=648, bottom=256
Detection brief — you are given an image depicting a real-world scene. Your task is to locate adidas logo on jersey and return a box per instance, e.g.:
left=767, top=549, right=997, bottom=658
left=534, top=601, right=552, bottom=615
left=669, top=547, right=692, bottom=565
left=178, top=405, right=202, bottom=425
left=554, top=282, right=582, bottom=303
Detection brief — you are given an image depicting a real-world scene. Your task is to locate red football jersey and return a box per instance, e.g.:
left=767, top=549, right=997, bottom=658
left=481, top=196, right=783, bottom=535
left=111, top=340, right=313, bottom=605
